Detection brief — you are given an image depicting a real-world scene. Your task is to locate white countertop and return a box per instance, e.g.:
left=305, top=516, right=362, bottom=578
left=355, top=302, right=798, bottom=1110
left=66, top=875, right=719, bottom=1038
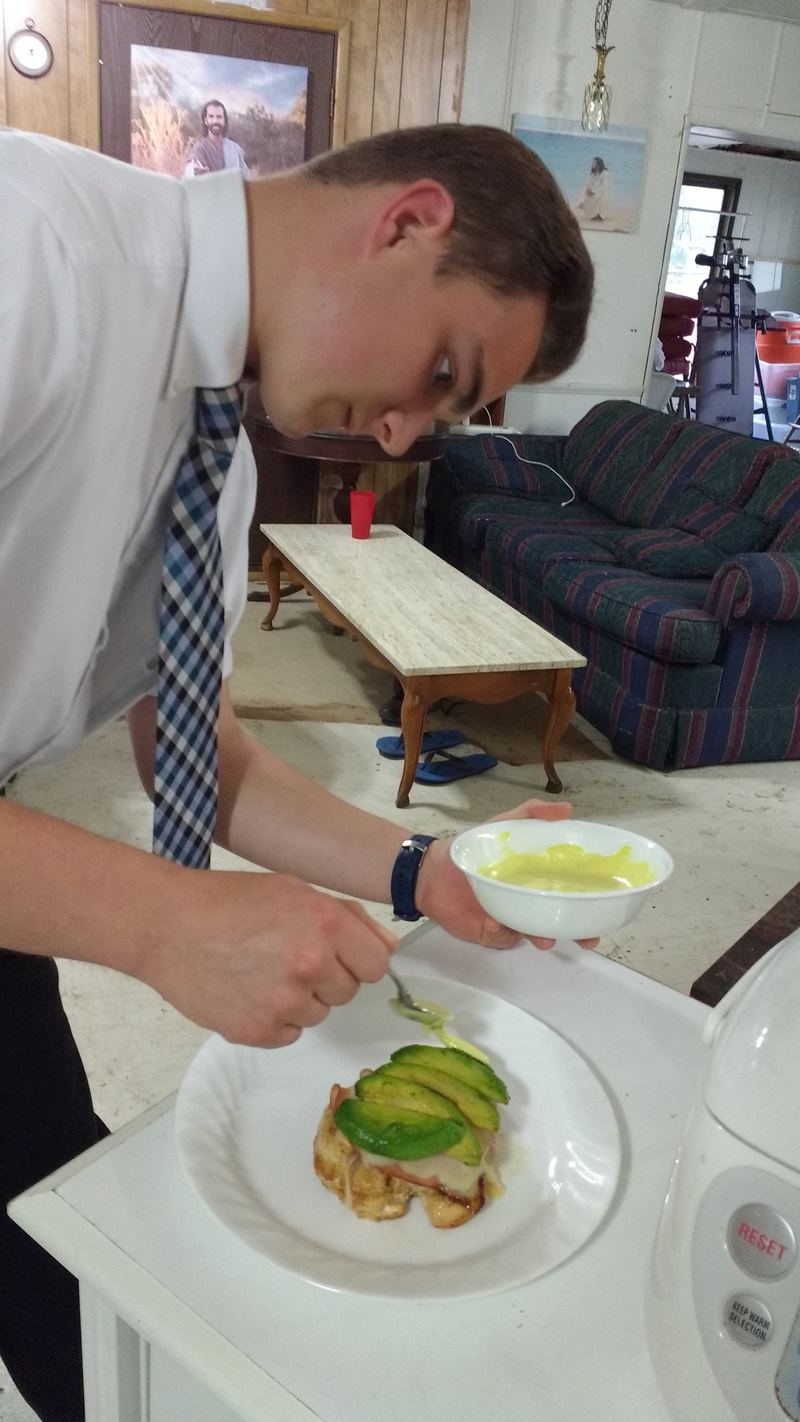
left=11, top=930, right=709, bottom=1422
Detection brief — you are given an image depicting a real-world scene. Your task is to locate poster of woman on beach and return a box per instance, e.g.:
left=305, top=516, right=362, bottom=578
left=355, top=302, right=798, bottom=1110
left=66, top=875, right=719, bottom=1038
left=511, top=116, right=646, bottom=234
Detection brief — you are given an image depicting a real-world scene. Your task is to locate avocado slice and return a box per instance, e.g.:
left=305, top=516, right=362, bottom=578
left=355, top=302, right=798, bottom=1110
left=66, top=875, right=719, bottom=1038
left=355, top=1068, right=466, bottom=1122
left=443, top=1123, right=483, bottom=1167
left=353, top=1071, right=483, bottom=1167
left=389, top=1044, right=509, bottom=1104
left=380, top=1062, right=500, bottom=1132
left=333, top=1098, right=464, bottom=1160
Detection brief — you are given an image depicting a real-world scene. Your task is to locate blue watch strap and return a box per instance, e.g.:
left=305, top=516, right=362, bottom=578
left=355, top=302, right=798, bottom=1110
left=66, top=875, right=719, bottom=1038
left=391, top=834, right=436, bottom=921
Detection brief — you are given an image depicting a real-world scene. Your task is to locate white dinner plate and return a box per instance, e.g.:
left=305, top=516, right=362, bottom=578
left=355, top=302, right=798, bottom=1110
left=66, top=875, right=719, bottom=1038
left=175, top=975, right=621, bottom=1298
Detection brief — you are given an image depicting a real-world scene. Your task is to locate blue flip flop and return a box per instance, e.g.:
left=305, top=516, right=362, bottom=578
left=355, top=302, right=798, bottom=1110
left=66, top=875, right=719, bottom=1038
left=376, top=729, right=466, bottom=759
left=414, top=749, right=498, bottom=784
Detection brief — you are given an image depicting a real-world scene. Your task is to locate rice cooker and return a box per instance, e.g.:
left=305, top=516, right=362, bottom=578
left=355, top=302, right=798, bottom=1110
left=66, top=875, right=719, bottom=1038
left=645, top=926, right=800, bottom=1421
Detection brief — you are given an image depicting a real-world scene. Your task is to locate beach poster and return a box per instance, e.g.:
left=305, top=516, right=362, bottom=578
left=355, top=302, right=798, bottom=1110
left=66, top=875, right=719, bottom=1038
left=511, top=116, right=647, bottom=234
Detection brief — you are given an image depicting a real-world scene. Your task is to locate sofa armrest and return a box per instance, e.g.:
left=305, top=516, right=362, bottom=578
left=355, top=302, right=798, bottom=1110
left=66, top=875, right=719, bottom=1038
left=704, top=552, right=800, bottom=625
left=437, top=433, right=569, bottom=501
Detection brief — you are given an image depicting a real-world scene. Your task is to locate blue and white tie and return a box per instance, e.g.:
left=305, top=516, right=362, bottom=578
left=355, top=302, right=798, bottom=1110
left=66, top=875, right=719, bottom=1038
left=153, top=385, right=242, bottom=868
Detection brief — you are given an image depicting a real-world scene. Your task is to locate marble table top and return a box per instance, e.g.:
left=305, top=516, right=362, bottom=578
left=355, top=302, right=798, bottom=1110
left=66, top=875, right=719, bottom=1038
left=262, top=524, right=585, bottom=679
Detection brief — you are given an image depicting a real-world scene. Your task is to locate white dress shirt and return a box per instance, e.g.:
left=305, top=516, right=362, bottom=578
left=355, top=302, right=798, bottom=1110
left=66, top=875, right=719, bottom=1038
left=0, top=130, right=256, bottom=786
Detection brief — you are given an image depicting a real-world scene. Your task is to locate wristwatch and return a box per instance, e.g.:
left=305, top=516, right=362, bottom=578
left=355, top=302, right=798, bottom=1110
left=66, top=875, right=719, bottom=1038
left=390, top=834, right=436, bottom=921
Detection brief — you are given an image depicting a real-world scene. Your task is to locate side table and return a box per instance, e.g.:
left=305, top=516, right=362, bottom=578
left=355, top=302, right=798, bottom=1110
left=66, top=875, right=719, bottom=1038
left=254, top=425, right=449, bottom=525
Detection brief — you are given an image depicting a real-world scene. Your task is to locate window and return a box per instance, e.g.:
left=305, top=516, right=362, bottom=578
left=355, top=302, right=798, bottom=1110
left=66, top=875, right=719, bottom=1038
left=667, top=173, right=741, bottom=301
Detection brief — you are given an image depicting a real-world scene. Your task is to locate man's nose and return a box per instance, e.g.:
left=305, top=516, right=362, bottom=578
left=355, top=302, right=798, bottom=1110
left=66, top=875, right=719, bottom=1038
left=372, top=409, right=434, bottom=457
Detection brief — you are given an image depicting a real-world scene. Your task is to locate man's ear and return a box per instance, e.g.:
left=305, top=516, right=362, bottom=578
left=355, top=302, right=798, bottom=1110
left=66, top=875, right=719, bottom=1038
left=366, top=179, right=455, bottom=253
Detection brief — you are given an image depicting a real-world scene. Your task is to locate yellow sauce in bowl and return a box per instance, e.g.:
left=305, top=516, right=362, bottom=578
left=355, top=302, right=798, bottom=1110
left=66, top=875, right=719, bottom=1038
left=478, top=841, right=656, bottom=894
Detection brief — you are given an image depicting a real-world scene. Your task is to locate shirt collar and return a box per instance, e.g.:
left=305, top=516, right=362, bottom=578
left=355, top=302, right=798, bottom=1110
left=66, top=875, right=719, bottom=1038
left=165, top=167, right=249, bottom=396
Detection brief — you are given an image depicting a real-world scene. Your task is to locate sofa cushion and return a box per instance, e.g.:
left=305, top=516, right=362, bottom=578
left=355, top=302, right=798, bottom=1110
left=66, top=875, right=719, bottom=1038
left=480, top=511, right=726, bottom=581
left=437, top=434, right=568, bottom=498
left=565, top=402, right=688, bottom=525
left=668, top=489, right=777, bottom=554
left=746, top=470, right=800, bottom=546
left=443, top=494, right=620, bottom=553
left=612, top=528, right=724, bottom=577
left=563, top=402, right=791, bottom=548
left=539, top=562, right=722, bottom=663
left=484, top=522, right=618, bottom=585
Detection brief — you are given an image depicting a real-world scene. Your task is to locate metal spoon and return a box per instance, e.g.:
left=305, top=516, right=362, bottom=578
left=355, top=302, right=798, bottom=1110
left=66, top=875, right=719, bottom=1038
left=385, top=967, right=491, bottom=1063
left=386, top=967, right=444, bottom=1025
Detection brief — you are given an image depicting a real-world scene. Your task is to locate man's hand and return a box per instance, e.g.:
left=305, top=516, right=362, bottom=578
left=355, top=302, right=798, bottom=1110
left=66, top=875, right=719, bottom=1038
left=139, top=871, right=397, bottom=1048
left=414, top=799, right=599, bottom=951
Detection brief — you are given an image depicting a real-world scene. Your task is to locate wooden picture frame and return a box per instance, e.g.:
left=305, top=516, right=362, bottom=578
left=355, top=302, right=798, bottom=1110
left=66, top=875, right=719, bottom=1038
left=92, top=0, right=349, bottom=166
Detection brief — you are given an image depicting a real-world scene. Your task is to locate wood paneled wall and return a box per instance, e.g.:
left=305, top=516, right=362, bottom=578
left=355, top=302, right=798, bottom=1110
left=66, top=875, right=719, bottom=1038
left=1, top=0, right=468, bottom=145
left=1, top=0, right=469, bottom=534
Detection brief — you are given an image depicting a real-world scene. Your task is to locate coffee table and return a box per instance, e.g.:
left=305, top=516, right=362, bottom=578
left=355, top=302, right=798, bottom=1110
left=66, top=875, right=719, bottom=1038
left=260, top=524, right=585, bottom=807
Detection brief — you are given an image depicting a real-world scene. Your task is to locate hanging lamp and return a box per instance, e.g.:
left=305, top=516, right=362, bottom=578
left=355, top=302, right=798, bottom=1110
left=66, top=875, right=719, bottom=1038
left=581, top=0, right=614, bottom=132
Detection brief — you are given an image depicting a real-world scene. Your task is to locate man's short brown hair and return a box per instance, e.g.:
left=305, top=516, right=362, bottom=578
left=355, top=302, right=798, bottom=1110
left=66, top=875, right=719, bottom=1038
left=304, top=124, right=594, bottom=384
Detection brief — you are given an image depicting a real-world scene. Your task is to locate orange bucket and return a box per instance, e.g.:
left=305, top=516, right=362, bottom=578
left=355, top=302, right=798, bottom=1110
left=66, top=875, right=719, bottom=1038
left=756, top=317, right=800, bottom=397
left=756, top=330, right=800, bottom=360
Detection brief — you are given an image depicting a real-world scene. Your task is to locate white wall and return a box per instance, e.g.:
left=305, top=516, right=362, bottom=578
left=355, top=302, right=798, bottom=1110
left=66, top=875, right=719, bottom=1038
left=461, top=0, right=800, bottom=432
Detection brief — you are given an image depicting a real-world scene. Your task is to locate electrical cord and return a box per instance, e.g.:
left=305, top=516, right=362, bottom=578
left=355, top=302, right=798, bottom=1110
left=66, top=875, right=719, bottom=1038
left=472, top=407, right=576, bottom=506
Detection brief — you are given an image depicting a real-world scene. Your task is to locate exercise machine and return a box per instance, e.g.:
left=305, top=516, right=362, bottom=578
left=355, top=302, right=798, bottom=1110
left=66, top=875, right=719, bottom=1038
left=693, top=241, right=773, bottom=439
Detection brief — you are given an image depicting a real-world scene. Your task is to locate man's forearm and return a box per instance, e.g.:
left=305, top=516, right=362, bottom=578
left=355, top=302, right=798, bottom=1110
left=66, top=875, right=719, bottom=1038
left=0, top=797, right=189, bottom=974
left=215, top=705, right=410, bottom=902
left=126, top=689, right=413, bottom=905
left=0, top=793, right=400, bottom=1046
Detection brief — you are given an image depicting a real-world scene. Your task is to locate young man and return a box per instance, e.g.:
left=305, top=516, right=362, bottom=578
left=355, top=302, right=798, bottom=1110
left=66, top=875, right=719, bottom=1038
left=0, top=122, right=593, bottom=1420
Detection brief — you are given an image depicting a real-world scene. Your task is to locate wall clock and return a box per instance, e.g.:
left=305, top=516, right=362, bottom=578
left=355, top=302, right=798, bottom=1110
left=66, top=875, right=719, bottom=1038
left=8, top=20, right=53, bottom=77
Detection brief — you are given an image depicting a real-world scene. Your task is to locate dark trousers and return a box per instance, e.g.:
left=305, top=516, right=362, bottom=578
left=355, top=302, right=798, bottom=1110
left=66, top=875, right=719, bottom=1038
left=0, top=949, right=109, bottom=1422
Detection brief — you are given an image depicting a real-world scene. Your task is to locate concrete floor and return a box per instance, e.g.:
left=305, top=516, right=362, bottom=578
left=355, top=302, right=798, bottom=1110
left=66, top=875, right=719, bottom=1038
left=3, top=595, right=800, bottom=1419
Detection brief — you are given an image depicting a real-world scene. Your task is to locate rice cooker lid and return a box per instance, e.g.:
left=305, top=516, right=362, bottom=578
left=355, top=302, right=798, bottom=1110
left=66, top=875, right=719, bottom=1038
left=703, top=927, right=800, bottom=1174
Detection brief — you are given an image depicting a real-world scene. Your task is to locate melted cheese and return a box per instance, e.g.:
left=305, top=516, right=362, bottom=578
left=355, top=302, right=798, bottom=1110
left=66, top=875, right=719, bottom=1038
left=361, top=1131, right=501, bottom=1198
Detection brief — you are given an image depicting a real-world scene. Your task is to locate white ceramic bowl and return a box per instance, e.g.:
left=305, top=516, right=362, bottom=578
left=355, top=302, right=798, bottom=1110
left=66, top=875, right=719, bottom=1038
left=449, top=819, right=673, bottom=940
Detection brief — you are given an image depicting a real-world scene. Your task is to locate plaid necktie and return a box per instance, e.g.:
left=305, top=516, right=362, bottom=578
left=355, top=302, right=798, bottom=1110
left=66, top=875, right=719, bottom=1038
left=152, top=385, right=242, bottom=868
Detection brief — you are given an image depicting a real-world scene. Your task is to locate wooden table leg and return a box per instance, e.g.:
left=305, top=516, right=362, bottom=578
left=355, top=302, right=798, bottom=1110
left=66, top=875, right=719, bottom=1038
left=540, top=668, right=576, bottom=794
left=396, top=682, right=428, bottom=808
left=261, top=547, right=287, bottom=630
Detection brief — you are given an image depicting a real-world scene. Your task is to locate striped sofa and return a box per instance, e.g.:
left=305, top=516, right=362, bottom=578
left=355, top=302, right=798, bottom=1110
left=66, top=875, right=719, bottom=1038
left=424, top=400, right=800, bottom=770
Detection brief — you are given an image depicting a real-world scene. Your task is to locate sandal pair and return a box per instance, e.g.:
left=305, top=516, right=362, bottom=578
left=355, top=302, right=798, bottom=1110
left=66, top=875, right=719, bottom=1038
left=376, top=730, right=497, bottom=783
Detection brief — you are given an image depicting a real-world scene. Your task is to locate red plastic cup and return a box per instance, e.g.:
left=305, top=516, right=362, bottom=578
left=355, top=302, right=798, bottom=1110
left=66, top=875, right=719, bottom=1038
left=349, top=489, right=375, bottom=539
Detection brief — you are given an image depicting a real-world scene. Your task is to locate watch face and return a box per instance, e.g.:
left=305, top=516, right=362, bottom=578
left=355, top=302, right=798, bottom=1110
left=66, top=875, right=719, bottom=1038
left=8, top=28, right=53, bottom=77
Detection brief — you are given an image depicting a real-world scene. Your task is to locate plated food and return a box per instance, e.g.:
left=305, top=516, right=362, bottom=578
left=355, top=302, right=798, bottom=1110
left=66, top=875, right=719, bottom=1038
left=314, top=1044, right=509, bottom=1229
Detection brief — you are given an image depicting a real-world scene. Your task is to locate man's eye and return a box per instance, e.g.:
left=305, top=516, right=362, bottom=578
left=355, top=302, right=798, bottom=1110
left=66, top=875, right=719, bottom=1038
left=433, top=356, right=454, bottom=388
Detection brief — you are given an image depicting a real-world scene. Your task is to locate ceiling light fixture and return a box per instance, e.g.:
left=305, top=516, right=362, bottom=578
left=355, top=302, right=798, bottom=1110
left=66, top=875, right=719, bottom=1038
left=581, top=0, right=614, bottom=133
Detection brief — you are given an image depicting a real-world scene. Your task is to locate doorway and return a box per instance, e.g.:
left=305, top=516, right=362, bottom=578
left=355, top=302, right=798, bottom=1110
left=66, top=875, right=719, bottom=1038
left=664, top=125, right=800, bottom=438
